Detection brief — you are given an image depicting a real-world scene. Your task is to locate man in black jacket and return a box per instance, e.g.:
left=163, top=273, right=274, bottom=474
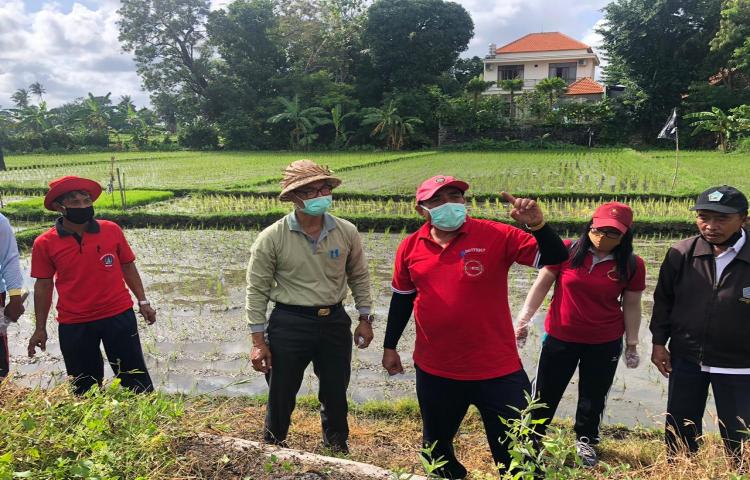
left=651, top=185, right=750, bottom=465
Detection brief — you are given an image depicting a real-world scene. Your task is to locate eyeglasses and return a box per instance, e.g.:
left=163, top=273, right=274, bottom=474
left=295, top=184, right=333, bottom=200
left=590, top=227, right=622, bottom=239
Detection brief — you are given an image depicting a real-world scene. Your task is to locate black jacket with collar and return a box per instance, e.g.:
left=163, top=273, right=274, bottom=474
left=650, top=228, right=750, bottom=368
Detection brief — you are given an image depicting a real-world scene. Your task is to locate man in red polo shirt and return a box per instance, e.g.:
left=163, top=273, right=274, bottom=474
left=27, top=176, right=156, bottom=394
left=382, top=175, right=567, bottom=479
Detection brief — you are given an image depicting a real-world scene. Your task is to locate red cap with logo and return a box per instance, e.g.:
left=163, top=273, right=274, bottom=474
left=416, top=175, right=469, bottom=202
left=592, top=202, right=633, bottom=234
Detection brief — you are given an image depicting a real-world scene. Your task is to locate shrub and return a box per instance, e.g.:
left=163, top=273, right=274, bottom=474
left=178, top=122, right=219, bottom=150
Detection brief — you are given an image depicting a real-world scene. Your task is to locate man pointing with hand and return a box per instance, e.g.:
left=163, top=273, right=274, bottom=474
left=382, top=175, right=567, bottom=478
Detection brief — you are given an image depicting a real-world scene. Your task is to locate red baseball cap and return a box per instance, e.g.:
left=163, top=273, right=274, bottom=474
left=416, top=175, right=469, bottom=202
left=592, top=201, right=633, bottom=234
left=44, top=176, right=102, bottom=211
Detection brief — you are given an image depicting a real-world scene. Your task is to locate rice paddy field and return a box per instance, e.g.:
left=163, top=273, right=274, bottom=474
left=1, top=147, right=747, bottom=435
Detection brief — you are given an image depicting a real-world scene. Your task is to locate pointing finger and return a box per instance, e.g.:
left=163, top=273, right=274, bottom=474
left=501, top=191, right=516, bottom=205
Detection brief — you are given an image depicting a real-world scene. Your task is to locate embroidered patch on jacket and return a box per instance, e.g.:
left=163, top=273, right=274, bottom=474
left=329, top=248, right=340, bottom=259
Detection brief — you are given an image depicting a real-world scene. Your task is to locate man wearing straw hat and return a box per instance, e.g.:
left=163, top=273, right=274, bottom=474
left=246, top=160, right=373, bottom=453
left=27, top=176, right=156, bottom=394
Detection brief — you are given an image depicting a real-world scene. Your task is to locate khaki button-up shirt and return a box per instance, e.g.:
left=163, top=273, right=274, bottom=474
left=245, top=212, right=372, bottom=332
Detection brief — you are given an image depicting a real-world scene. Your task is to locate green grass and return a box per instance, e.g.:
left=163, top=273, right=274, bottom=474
left=0, top=381, right=184, bottom=479
left=1, top=190, right=174, bottom=215
left=0, top=151, right=433, bottom=189
left=281, top=149, right=746, bottom=197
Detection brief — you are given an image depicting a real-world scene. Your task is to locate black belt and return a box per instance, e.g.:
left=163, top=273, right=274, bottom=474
left=274, top=302, right=343, bottom=317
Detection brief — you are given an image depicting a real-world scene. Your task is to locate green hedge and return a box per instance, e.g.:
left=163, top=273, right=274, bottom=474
left=1, top=190, right=174, bottom=217
left=8, top=212, right=700, bottom=251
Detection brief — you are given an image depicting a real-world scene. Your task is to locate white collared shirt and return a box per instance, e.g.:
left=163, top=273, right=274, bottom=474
left=701, top=229, right=749, bottom=375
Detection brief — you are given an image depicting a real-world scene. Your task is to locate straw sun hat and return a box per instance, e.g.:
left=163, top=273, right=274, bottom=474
left=279, top=160, right=342, bottom=201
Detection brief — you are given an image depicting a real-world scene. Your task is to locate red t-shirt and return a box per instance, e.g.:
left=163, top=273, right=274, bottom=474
left=544, top=239, right=646, bottom=344
left=392, top=217, right=539, bottom=380
left=31, top=219, right=136, bottom=324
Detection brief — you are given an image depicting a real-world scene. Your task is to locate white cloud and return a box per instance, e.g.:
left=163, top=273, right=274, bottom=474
left=0, top=0, right=145, bottom=109
left=0, top=0, right=610, bottom=109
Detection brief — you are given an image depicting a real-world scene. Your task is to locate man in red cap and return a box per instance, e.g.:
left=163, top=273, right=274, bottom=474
left=27, top=176, right=156, bottom=394
left=381, top=175, right=567, bottom=478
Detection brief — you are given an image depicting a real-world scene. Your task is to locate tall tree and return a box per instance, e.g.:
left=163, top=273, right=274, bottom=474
left=29, top=82, right=46, bottom=102
left=465, top=76, right=494, bottom=109
left=453, top=56, right=484, bottom=89
left=362, top=100, right=423, bottom=150
left=268, top=95, right=331, bottom=150
left=710, top=0, right=750, bottom=81
left=277, top=0, right=367, bottom=82
left=499, top=78, right=524, bottom=120
left=11, top=89, right=29, bottom=109
left=535, top=77, right=568, bottom=109
left=598, top=0, right=722, bottom=134
left=117, top=0, right=212, bottom=114
left=207, top=0, right=285, bottom=110
left=363, top=0, right=474, bottom=89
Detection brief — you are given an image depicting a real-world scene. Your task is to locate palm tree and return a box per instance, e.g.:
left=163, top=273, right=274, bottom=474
left=11, top=89, right=29, bottom=109
left=268, top=95, right=331, bottom=150
left=29, top=82, right=46, bottom=102
left=15, top=102, right=51, bottom=135
left=535, top=77, right=568, bottom=109
left=685, top=106, right=750, bottom=153
left=465, top=76, right=495, bottom=109
left=362, top=100, right=423, bottom=150
left=330, top=104, right=358, bottom=149
left=499, top=78, right=524, bottom=120
left=84, top=92, right=111, bottom=132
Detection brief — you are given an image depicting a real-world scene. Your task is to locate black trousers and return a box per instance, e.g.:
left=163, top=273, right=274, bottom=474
left=416, top=365, right=531, bottom=479
left=666, top=356, right=750, bottom=461
left=58, top=309, right=153, bottom=395
left=0, top=334, right=8, bottom=378
left=264, top=305, right=352, bottom=448
left=532, top=335, right=622, bottom=443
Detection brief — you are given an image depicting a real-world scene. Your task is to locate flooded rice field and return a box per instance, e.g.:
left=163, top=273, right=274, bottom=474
left=4, top=228, right=708, bottom=429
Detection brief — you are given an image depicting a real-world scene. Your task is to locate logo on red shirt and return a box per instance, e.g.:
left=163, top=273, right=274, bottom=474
left=100, top=254, right=115, bottom=268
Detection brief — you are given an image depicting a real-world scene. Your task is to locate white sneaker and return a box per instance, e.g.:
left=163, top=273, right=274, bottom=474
left=575, top=437, right=598, bottom=467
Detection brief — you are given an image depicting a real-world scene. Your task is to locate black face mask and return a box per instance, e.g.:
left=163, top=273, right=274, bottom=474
left=63, top=206, right=95, bottom=225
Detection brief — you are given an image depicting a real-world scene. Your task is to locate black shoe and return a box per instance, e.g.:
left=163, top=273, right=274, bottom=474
left=575, top=437, right=598, bottom=467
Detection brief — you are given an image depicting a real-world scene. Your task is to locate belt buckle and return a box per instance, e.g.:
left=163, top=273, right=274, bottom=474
left=317, top=308, right=331, bottom=317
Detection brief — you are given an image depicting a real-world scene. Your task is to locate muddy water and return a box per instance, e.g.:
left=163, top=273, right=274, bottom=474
left=3, top=228, right=713, bottom=430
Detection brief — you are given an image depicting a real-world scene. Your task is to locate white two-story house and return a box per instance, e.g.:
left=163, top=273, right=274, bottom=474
left=483, top=32, right=604, bottom=102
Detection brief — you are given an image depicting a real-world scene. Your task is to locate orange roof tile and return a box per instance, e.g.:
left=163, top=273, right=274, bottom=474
left=565, top=77, right=604, bottom=95
left=496, top=32, right=591, bottom=54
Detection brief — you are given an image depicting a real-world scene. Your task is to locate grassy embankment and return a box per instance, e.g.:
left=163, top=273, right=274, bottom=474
left=1, top=380, right=746, bottom=480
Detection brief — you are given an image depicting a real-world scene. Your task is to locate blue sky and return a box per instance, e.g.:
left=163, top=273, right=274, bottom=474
left=1, top=0, right=608, bottom=109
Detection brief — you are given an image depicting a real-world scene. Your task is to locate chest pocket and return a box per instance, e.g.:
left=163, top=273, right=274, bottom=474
left=90, top=241, right=119, bottom=273
left=323, top=245, right=349, bottom=277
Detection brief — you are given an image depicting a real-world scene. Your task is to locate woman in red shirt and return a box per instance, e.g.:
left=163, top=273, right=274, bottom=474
left=515, top=202, right=646, bottom=467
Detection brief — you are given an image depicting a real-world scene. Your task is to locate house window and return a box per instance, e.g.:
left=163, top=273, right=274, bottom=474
left=548, top=62, right=577, bottom=83
left=498, top=65, right=524, bottom=82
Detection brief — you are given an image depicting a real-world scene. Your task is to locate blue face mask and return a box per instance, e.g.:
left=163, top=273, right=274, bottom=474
left=424, top=202, right=466, bottom=231
left=300, top=195, right=332, bottom=216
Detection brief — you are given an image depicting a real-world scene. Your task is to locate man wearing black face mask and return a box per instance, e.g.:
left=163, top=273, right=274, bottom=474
left=651, top=185, right=750, bottom=468
left=28, top=176, right=156, bottom=394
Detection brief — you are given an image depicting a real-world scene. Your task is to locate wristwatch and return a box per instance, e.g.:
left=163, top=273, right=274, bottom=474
left=138, top=300, right=151, bottom=306
left=359, top=313, right=375, bottom=324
